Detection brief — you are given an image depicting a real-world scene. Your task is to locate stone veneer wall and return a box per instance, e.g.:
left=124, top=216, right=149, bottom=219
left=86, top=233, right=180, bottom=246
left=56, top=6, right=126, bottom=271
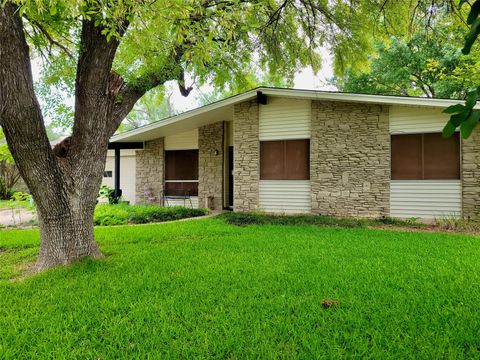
left=462, top=128, right=480, bottom=218
left=310, top=101, right=390, bottom=217
left=198, top=122, right=224, bottom=210
left=233, top=100, right=259, bottom=212
left=135, top=138, right=164, bottom=204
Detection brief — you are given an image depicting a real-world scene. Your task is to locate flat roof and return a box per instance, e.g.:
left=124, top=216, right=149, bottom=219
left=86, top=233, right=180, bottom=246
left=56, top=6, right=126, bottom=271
left=111, top=87, right=465, bottom=143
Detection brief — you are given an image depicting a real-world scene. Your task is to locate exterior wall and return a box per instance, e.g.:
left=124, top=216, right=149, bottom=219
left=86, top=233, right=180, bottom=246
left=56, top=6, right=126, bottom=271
left=462, top=127, right=480, bottom=218
left=390, top=105, right=462, bottom=219
left=310, top=101, right=390, bottom=217
left=258, top=97, right=311, bottom=213
left=103, top=150, right=136, bottom=204
left=198, top=122, right=224, bottom=210
left=233, top=100, right=259, bottom=211
left=259, top=97, right=311, bottom=140
left=164, top=129, right=198, bottom=150
left=135, top=138, right=164, bottom=204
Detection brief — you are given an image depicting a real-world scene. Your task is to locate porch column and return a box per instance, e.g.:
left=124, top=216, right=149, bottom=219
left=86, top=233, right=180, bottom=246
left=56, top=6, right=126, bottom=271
left=114, top=147, right=121, bottom=198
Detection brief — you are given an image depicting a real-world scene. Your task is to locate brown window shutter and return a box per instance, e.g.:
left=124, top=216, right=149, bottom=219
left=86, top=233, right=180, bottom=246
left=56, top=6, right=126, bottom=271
left=260, top=139, right=310, bottom=180
left=260, top=141, right=285, bottom=180
left=285, top=139, right=310, bottom=180
left=391, top=134, right=423, bottom=180
left=423, top=132, right=460, bottom=180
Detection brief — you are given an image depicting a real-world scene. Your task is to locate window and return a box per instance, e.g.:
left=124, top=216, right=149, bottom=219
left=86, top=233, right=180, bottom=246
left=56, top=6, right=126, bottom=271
left=164, top=150, right=199, bottom=196
left=260, top=139, right=310, bottom=180
left=103, top=171, right=113, bottom=178
left=391, top=133, right=460, bottom=180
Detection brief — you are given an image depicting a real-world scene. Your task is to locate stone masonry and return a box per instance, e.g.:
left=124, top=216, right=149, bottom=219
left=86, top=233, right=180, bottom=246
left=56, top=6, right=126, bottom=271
left=310, top=101, right=390, bottom=217
left=135, top=138, right=164, bottom=204
left=462, top=127, right=480, bottom=218
left=233, top=100, right=259, bottom=211
left=198, top=122, right=224, bottom=210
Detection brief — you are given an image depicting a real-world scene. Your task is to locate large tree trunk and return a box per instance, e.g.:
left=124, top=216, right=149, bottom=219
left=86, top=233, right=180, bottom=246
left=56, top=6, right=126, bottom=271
left=0, top=4, right=136, bottom=270
left=36, top=194, right=102, bottom=269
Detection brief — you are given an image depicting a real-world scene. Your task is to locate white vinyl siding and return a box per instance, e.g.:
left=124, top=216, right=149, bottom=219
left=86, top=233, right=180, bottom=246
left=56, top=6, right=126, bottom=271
left=164, top=196, right=199, bottom=209
left=390, top=106, right=451, bottom=134
left=259, top=180, right=311, bottom=213
left=259, top=98, right=311, bottom=140
left=164, top=129, right=199, bottom=150
left=103, top=153, right=136, bottom=204
left=390, top=180, right=461, bottom=219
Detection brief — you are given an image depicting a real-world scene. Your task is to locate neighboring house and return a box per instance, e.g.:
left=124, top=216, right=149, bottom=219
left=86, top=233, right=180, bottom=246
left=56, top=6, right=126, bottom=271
left=106, top=87, right=480, bottom=219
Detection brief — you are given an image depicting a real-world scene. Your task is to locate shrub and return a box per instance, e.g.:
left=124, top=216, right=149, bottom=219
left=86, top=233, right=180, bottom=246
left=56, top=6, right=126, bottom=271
left=127, top=206, right=207, bottom=224
left=94, top=204, right=208, bottom=226
left=94, top=205, right=129, bottom=226
left=10, top=191, right=30, bottom=202
left=220, top=212, right=426, bottom=229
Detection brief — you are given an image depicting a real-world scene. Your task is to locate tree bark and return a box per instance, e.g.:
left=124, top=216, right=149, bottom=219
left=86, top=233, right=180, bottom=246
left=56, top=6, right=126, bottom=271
left=0, top=4, right=114, bottom=270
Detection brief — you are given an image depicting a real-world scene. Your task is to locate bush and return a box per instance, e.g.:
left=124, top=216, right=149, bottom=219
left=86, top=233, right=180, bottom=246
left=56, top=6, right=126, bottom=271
left=10, top=192, right=30, bottom=202
left=94, top=204, right=208, bottom=226
left=94, top=205, right=129, bottom=226
left=220, top=212, right=426, bottom=229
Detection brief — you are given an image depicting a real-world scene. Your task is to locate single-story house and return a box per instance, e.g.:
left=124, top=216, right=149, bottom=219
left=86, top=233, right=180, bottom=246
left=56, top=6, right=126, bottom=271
left=105, top=87, right=480, bottom=219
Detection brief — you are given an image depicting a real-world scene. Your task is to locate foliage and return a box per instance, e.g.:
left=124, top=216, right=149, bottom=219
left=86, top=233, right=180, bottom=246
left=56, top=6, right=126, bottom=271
left=0, top=138, right=20, bottom=200
left=10, top=191, right=31, bottom=202
left=443, top=0, right=480, bottom=138
left=98, top=185, right=118, bottom=205
left=221, top=211, right=425, bottom=229
left=16, top=0, right=416, bottom=130
left=117, top=87, right=177, bottom=133
left=2, top=219, right=480, bottom=357
left=334, top=2, right=480, bottom=100
left=93, top=204, right=207, bottom=226
left=335, top=33, right=474, bottom=99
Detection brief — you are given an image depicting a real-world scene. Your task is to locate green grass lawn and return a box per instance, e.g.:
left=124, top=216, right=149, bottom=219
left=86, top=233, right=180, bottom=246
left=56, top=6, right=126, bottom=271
left=1, top=219, right=480, bottom=358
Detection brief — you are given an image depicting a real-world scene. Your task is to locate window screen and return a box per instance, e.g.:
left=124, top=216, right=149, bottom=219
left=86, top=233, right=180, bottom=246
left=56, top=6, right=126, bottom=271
left=260, top=139, right=310, bottom=180
left=391, top=133, right=459, bottom=180
left=164, top=150, right=199, bottom=196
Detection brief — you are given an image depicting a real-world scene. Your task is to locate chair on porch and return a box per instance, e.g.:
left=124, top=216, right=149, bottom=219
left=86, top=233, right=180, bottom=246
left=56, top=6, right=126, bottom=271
left=163, top=189, right=194, bottom=208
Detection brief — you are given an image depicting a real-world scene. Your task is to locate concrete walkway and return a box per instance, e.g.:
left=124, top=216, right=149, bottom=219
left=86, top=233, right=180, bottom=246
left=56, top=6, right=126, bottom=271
left=0, top=208, right=35, bottom=227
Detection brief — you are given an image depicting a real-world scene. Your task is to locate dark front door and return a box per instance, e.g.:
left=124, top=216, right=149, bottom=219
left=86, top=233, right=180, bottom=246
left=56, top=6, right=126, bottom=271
left=228, top=146, right=234, bottom=208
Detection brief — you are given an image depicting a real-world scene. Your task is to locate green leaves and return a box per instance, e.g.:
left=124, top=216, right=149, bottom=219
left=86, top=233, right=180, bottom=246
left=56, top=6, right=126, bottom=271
left=462, top=0, right=480, bottom=54
left=442, top=90, right=480, bottom=139
left=441, top=1, right=480, bottom=140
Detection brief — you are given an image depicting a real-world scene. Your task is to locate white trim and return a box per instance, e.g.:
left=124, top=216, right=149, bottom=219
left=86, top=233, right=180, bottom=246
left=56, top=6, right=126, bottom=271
left=111, top=87, right=472, bottom=143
